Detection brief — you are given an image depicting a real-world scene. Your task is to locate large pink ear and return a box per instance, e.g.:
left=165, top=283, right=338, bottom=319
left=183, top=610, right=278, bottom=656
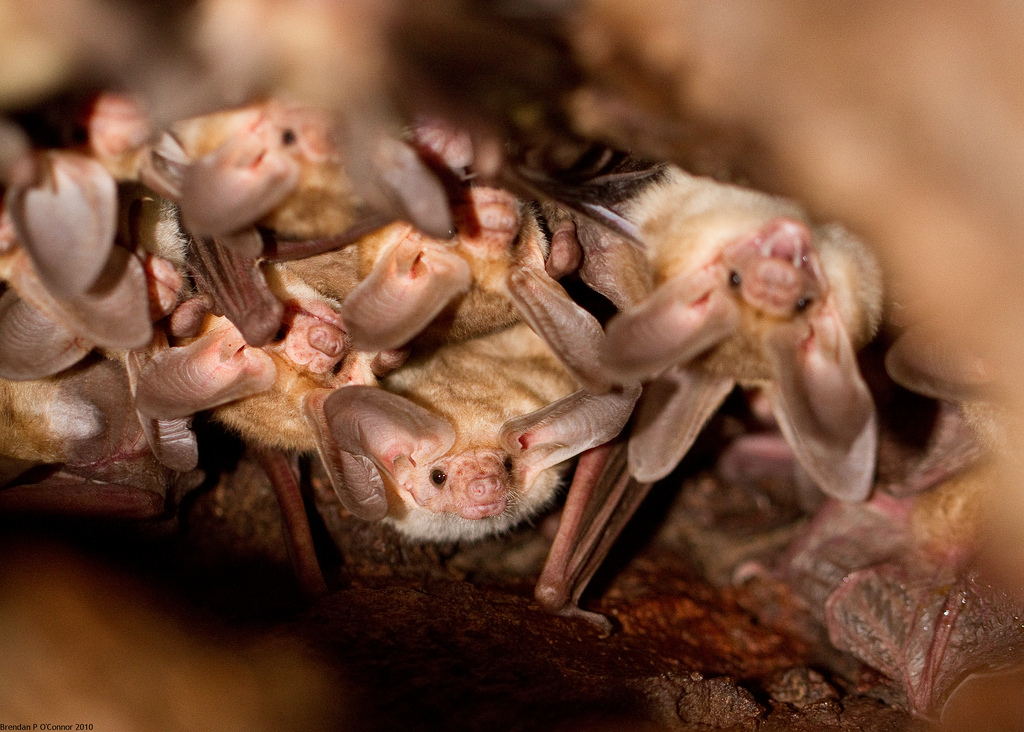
left=500, top=385, right=641, bottom=487
left=11, top=245, right=154, bottom=350
left=627, top=366, right=735, bottom=482
left=134, top=322, right=277, bottom=420
left=7, top=152, right=117, bottom=300
left=0, top=290, right=91, bottom=380
left=346, top=129, right=454, bottom=241
left=341, top=231, right=472, bottom=351
left=178, top=127, right=301, bottom=236
left=320, top=385, right=456, bottom=481
left=125, top=348, right=199, bottom=473
left=573, top=216, right=654, bottom=310
left=765, top=306, right=877, bottom=502
left=601, top=269, right=740, bottom=383
left=303, top=388, right=389, bottom=522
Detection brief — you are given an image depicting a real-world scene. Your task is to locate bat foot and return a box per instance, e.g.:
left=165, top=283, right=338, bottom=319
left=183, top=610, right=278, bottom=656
left=556, top=604, right=615, bottom=637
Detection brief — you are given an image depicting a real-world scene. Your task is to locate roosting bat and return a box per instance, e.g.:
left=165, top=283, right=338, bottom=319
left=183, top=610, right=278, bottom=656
left=334, top=183, right=617, bottom=393
left=598, top=166, right=884, bottom=502
left=318, top=323, right=639, bottom=542
left=170, top=98, right=452, bottom=241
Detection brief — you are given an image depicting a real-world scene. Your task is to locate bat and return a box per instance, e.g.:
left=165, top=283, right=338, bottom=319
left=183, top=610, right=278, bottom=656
left=335, top=182, right=617, bottom=392
left=318, top=323, right=639, bottom=542
left=170, top=98, right=452, bottom=242
left=134, top=260, right=390, bottom=597
left=0, top=357, right=201, bottom=518
left=597, top=165, right=884, bottom=502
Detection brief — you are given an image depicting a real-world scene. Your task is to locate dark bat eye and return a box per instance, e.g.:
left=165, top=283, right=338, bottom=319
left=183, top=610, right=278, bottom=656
left=503, top=456, right=514, bottom=473
left=728, top=271, right=742, bottom=288
left=429, top=468, right=447, bottom=486
left=795, top=297, right=812, bottom=312
left=281, top=128, right=297, bottom=145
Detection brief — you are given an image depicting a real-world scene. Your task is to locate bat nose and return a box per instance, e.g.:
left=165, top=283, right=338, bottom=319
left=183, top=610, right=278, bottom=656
left=752, top=217, right=812, bottom=263
left=742, top=258, right=804, bottom=316
left=467, top=475, right=503, bottom=500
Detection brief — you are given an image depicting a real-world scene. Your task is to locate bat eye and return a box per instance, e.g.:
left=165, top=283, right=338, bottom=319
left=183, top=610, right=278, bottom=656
left=795, top=296, right=812, bottom=312
left=503, top=456, right=514, bottom=473
left=429, top=468, right=447, bottom=486
left=281, top=128, right=297, bottom=146
left=728, top=271, right=742, bottom=288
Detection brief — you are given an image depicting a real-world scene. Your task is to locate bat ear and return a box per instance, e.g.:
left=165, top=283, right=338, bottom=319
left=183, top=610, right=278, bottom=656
left=0, top=290, right=91, bottom=380
left=178, top=127, right=301, bottom=237
left=765, top=306, right=877, bottom=502
left=134, top=321, right=277, bottom=420
left=340, top=227, right=472, bottom=351
left=11, top=245, right=154, bottom=350
left=500, top=385, right=641, bottom=486
left=139, top=132, right=190, bottom=201
left=7, top=152, right=118, bottom=300
left=572, top=216, right=654, bottom=311
left=320, top=385, right=457, bottom=478
left=885, top=325, right=997, bottom=403
left=627, top=366, right=735, bottom=482
left=601, top=270, right=741, bottom=383
left=125, top=349, right=199, bottom=473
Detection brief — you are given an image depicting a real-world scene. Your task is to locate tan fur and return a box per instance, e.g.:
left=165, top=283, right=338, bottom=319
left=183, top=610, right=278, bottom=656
left=381, top=324, right=578, bottom=542
left=626, top=165, right=883, bottom=364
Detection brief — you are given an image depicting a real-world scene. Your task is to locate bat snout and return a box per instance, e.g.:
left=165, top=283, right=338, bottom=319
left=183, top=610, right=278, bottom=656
left=456, top=472, right=508, bottom=520
left=741, top=258, right=803, bottom=316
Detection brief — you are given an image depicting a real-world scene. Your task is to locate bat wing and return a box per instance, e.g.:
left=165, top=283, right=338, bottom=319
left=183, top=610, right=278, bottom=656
left=627, top=365, right=736, bottom=482
left=825, top=562, right=1024, bottom=719
left=0, top=290, right=91, bottom=380
left=187, top=232, right=284, bottom=347
left=8, top=152, right=117, bottom=300
left=340, top=231, right=472, bottom=351
left=601, top=271, right=741, bottom=382
left=507, top=263, right=612, bottom=392
left=317, top=385, right=456, bottom=520
left=366, top=135, right=455, bottom=240
left=765, top=307, right=877, bottom=502
left=500, top=385, right=641, bottom=488
left=134, top=323, right=277, bottom=420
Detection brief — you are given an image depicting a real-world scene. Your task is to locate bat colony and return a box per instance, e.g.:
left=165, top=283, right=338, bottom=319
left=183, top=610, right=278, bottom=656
left=0, top=2, right=1017, bottom=722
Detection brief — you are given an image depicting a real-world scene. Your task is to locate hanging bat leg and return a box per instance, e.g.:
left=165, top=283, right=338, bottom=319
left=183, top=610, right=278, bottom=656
left=251, top=446, right=329, bottom=600
left=535, top=440, right=654, bottom=633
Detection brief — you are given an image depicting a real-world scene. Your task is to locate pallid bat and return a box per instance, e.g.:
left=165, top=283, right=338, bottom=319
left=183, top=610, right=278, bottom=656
left=329, top=182, right=617, bottom=394
left=0, top=357, right=201, bottom=518
left=170, top=98, right=452, bottom=242
left=319, top=323, right=639, bottom=542
left=134, top=260, right=368, bottom=596
left=598, top=166, right=884, bottom=502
